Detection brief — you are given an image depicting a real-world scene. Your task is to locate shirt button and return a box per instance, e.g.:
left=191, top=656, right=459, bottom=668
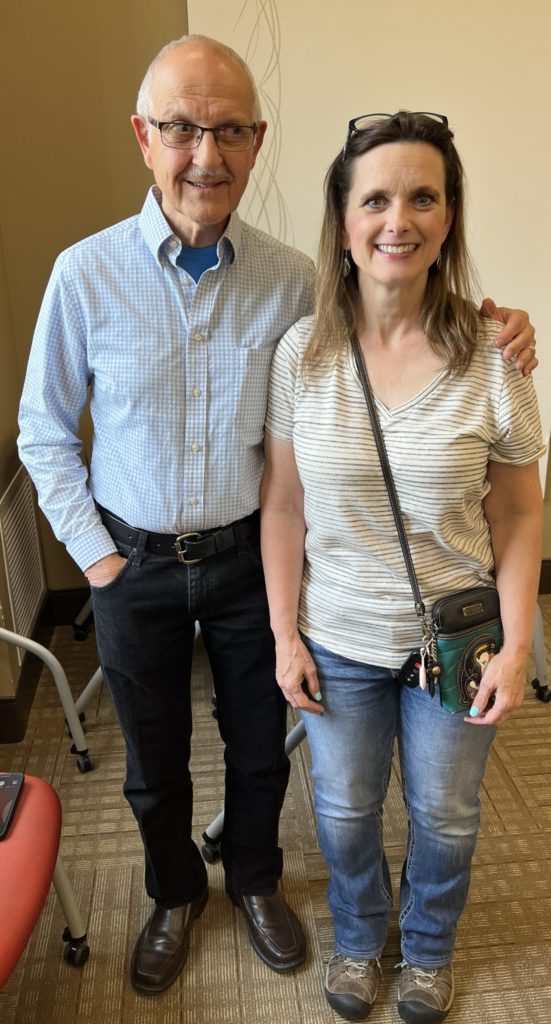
left=189, top=496, right=199, bottom=506
left=192, top=387, right=202, bottom=397
left=190, top=443, right=201, bottom=453
left=193, top=332, right=204, bottom=342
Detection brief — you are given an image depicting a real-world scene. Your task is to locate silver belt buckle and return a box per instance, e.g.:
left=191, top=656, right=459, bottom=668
left=175, top=532, right=202, bottom=564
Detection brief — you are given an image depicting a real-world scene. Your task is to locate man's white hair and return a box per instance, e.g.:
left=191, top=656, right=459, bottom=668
left=135, top=34, right=262, bottom=124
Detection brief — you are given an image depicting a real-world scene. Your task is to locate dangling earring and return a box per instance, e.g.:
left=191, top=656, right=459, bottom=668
left=436, top=252, right=442, bottom=270
left=343, top=250, right=351, bottom=278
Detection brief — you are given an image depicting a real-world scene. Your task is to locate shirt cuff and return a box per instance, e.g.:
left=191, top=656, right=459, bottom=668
left=65, top=524, right=119, bottom=573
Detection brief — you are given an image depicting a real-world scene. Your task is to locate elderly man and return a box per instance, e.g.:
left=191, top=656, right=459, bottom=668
left=18, top=34, right=536, bottom=995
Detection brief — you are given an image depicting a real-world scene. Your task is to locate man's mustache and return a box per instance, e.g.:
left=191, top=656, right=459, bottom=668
left=182, top=167, right=233, bottom=184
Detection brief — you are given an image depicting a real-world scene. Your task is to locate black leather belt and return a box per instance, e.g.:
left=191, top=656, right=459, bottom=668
left=98, top=506, right=259, bottom=564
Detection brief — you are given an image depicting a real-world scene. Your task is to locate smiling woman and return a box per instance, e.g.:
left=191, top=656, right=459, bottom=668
left=260, top=110, right=544, bottom=1023
left=342, top=141, right=453, bottom=299
left=306, top=111, right=481, bottom=380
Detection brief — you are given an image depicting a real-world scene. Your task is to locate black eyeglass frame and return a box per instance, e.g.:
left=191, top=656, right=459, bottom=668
left=342, top=111, right=448, bottom=160
left=146, top=117, right=259, bottom=151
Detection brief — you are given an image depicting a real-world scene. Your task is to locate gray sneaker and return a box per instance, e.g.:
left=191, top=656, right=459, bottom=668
left=396, top=961, right=454, bottom=1023
left=325, top=953, right=382, bottom=1021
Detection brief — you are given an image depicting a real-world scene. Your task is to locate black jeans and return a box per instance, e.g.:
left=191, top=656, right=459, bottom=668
left=90, top=520, right=290, bottom=905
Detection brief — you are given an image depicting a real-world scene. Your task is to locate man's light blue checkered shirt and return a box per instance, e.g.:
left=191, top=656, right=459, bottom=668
left=18, top=187, right=315, bottom=571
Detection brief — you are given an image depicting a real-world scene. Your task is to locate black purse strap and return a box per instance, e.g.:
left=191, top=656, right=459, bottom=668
left=351, top=334, right=429, bottom=635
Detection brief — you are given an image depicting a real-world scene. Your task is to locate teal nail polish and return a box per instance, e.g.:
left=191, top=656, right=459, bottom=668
left=469, top=705, right=481, bottom=718
left=315, top=692, right=322, bottom=702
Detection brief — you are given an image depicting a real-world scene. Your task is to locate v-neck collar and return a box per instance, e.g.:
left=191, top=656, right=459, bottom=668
left=372, top=368, right=448, bottom=418
left=347, top=344, right=448, bottom=419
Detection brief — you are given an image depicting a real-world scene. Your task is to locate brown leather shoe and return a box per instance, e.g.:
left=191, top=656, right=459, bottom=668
left=231, top=890, right=306, bottom=972
left=130, top=889, right=208, bottom=994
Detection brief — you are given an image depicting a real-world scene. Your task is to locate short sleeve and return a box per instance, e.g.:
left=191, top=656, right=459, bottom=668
left=265, top=320, right=308, bottom=441
left=489, top=363, right=546, bottom=466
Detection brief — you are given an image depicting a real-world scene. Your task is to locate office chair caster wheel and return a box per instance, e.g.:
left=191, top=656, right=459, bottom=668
left=76, top=753, right=94, bottom=773
left=532, top=678, right=551, bottom=703
left=62, top=929, right=90, bottom=967
left=201, top=831, right=221, bottom=864
left=72, top=605, right=93, bottom=642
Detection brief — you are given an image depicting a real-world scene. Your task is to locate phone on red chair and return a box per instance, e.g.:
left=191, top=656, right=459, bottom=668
left=0, top=772, right=25, bottom=840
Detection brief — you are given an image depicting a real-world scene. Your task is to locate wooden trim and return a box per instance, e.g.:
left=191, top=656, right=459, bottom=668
left=41, top=587, right=90, bottom=628
left=540, top=559, right=551, bottom=595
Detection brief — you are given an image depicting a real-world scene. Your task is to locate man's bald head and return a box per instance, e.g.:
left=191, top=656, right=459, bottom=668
left=136, top=34, right=262, bottom=124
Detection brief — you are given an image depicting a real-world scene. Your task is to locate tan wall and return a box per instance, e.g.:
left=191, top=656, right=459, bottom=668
left=0, top=231, right=24, bottom=700
left=0, top=231, right=21, bottom=498
left=0, top=2, right=188, bottom=611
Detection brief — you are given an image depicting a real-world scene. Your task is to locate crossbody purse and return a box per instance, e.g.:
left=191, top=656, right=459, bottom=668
left=351, top=334, right=503, bottom=714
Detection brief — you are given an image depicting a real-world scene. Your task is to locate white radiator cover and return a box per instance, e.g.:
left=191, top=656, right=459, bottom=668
left=0, top=465, right=47, bottom=683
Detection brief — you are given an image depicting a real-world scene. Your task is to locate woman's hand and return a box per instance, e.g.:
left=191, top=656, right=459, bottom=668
left=275, top=632, right=324, bottom=714
left=465, top=646, right=527, bottom=726
left=474, top=460, right=543, bottom=727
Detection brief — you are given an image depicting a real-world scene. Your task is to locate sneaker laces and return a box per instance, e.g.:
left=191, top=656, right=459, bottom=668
left=341, top=956, right=382, bottom=979
left=395, top=960, right=440, bottom=990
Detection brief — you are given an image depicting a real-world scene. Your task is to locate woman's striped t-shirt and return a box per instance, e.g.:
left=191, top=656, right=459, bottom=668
left=265, top=316, right=545, bottom=668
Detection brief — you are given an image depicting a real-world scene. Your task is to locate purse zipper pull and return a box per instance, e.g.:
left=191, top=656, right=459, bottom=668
left=419, top=647, right=427, bottom=690
left=425, top=632, right=439, bottom=698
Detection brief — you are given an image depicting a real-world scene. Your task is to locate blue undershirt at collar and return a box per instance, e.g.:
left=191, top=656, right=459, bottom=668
left=176, top=244, right=219, bottom=282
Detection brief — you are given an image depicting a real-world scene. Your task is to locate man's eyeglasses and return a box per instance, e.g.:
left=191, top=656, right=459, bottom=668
left=147, top=118, right=258, bottom=152
left=342, top=112, right=448, bottom=159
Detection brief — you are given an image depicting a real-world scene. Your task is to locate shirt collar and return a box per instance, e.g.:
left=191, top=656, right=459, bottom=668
left=138, top=185, right=241, bottom=268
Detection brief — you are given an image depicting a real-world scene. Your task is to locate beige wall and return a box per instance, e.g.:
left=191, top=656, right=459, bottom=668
left=189, top=0, right=551, bottom=551
left=0, top=1, right=188, bottom=606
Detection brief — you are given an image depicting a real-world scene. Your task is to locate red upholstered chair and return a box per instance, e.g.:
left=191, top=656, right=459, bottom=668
left=0, top=774, right=89, bottom=989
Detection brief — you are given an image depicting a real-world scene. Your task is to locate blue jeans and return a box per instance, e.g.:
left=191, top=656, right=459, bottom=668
left=91, top=518, right=289, bottom=906
left=301, top=637, right=496, bottom=967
